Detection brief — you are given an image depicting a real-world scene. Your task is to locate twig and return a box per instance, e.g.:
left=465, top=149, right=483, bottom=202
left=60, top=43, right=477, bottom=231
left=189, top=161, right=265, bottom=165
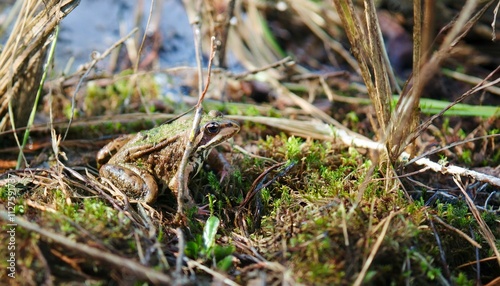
left=236, top=116, right=500, bottom=188
left=228, top=56, right=293, bottom=80
left=292, top=70, right=348, bottom=81
left=129, top=0, right=156, bottom=117
left=406, top=133, right=500, bottom=166
left=431, top=214, right=481, bottom=248
left=175, top=3, right=203, bottom=216
left=441, top=68, right=500, bottom=96
left=197, top=37, right=216, bottom=107
left=175, top=228, right=185, bottom=277
left=176, top=13, right=217, bottom=215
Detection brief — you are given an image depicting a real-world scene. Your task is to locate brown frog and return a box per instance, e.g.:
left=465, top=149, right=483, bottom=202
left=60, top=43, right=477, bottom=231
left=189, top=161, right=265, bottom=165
left=97, top=110, right=239, bottom=203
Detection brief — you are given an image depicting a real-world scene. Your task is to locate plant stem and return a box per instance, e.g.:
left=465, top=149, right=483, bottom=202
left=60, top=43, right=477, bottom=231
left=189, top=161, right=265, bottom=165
left=16, top=26, right=59, bottom=169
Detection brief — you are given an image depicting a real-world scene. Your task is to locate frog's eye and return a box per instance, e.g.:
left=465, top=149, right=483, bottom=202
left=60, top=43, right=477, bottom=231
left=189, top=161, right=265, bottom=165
left=208, top=110, right=223, bottom=118
left=206, top=122, right=221, bottom=134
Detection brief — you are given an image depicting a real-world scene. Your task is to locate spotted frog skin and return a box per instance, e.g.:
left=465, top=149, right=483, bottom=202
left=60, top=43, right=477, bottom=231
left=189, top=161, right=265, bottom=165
left=97, top=110, right=239, bottom=203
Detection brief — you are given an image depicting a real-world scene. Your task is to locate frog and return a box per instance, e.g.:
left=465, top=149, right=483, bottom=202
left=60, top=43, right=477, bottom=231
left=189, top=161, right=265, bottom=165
left=97, top=110, right=240, bottom=203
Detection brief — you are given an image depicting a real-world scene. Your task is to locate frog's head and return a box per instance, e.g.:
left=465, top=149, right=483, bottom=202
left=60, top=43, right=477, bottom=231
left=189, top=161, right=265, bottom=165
left=195, top=110, right=240, bottom=153
left=189, top=110, right=239, bottom=176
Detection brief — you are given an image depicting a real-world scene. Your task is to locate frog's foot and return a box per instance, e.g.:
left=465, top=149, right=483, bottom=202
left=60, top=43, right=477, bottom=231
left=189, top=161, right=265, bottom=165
left=196, top=204, right=210, bottom=216
left=207, top=149, right=234, bottom=182
left=100, top=164, right=158, bottom=203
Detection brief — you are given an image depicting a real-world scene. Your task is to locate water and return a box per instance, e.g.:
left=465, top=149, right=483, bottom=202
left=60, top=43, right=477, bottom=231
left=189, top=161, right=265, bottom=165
left=56, top=0, right=196, bottom=72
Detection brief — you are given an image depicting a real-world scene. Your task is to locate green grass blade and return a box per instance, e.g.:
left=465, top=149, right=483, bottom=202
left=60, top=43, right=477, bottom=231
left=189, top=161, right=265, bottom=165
left=16, top=26, right=59, bottom=169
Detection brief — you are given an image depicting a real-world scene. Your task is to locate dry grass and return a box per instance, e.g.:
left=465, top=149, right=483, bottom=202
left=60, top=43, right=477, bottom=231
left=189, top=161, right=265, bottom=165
left=0, top=0, right=78, bottom=132
left=1, top=0, right=499, bottom=285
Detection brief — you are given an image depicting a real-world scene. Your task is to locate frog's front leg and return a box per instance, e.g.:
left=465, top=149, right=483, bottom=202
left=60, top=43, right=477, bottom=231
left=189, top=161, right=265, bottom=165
left=169, top=164, right=195, bottom=206
left=100, top=164, right=159, bottom=203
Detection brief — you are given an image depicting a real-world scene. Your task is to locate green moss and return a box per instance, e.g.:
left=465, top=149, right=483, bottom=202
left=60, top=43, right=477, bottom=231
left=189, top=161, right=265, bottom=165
left=84, top=71, right=161, bottom=117
left=459, top=149, right=472, bottom=164
left=242, top=133, right=497, bottom=285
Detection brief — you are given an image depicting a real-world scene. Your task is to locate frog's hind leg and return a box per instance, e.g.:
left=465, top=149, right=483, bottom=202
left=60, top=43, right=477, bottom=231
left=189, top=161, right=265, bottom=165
left=100, top=164, right=158, bottom=203
left=96, top=134, right=135, bottom=167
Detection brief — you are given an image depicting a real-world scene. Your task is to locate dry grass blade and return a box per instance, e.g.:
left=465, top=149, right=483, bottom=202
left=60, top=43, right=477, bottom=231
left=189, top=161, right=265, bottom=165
left=266, top=77, right=356, bottom=134
left=288, top=0, right=360, bottom=72
left=331, top=0, right=392, bottom=135
left=387, top=0, right=496, bottom=160
left=431, top=214, right=482, bottom=249
left=441, top=68, right=500, bottom=96
left=353, top=211, right=397, bottom=286
left=452, top=176, right=500, bottom=266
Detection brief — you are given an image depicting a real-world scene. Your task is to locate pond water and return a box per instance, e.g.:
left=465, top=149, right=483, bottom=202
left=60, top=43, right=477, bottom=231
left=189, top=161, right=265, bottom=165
left=57, top=0, right=196, bottom=72
left=0, top=0, right=193, bottom=73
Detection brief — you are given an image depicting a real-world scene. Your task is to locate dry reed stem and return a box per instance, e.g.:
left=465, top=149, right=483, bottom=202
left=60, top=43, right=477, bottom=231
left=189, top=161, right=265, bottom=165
left=0, top=0, right=79, bottom=131
left=332, top=0, right=392, bottom=136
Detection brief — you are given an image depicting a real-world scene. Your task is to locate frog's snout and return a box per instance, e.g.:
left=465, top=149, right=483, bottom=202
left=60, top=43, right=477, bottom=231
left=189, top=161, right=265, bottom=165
left=228, top=121, right=240, bottom=132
